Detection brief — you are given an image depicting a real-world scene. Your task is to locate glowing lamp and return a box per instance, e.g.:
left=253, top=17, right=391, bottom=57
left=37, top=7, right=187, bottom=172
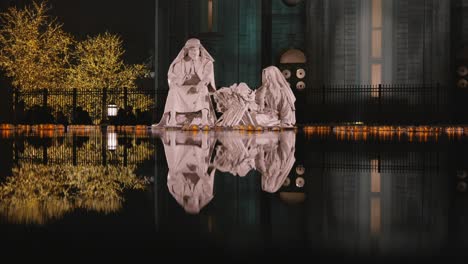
left=107, top=103, right=118, bottom=117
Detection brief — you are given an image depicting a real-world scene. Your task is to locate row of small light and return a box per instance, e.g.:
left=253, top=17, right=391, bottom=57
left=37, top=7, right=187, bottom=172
left=303, top=125, right=468, bottom=137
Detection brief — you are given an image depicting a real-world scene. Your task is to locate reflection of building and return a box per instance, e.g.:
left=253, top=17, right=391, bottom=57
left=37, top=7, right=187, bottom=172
left=153, top=132, right=464, bottom=257
left=307, top=143, right=450, bottom=255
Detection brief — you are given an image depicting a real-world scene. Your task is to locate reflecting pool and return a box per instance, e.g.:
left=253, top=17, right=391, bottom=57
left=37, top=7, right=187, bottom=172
left=0, top=127, right=468, bottom=262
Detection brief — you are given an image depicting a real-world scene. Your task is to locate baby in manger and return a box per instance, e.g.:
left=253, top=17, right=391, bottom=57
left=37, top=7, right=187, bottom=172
left=213, top=66, right=296, bottom=129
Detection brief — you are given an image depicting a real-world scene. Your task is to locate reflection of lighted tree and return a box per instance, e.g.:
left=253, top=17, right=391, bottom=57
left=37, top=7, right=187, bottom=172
left=20, top=138, right=73, bottom=164
left=75, top=137, right=154, bottom=166
left=0, top=164, right=148, bottom=225
left=115, top=139, right=154, bottom=165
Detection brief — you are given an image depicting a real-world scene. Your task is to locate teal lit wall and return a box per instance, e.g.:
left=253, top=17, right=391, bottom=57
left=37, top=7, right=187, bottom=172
left=270, top=0, right=306, bottom=64
left=156, top=0, right=262, bottom=91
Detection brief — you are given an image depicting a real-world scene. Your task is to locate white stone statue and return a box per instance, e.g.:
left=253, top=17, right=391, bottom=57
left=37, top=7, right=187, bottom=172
left=154, top=38, right=217, bottom=129
left=213, top=66, right=296, bottom=129
left=160, top=130, right=217, bottom=214
left=256, top=66, right=296, bottom=128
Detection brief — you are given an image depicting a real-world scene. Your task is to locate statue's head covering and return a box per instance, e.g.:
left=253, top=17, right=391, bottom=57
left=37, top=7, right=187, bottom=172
left=170, top=38, right=214, bottom=65
left=261, top=66, right=296, bottom=110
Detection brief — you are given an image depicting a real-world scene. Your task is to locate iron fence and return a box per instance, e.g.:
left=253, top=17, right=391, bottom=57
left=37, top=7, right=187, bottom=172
left=296, top=83, right=450, bottom=124
left=2, top=83, right=457, bottom=125
left=11, top=87, right=167, bottom=125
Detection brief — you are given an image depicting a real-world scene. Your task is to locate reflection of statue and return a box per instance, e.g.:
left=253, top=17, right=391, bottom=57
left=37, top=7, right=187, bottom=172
left=161, top=131, right=217, bottom=214
left=157, top=130, right=296, bottom=214
left=155, top=38, right=217, bottom=128
left=213, top=66, right=296, bottom=128
left=256, top=131, right=296, bottom=193
left=214, top=132, right=258, bottom=177
left=212, top=131, right=296, bottom=193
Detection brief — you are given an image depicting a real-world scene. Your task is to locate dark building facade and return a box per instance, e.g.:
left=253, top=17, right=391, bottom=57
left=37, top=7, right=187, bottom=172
left=153, top=0, right=468, bottom=123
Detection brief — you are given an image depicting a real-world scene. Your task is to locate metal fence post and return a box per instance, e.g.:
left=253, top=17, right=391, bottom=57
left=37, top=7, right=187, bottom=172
left=102, top=87, right=107, bottom=125
left=13, top=88, right=18, bottom=126
left=322, top=84, right=325, bottom=105
left=43, top=144, right=48, bottom=165
left=72, top=134, right=77, bottom=166
left=378, top=84, right=382, bottom=123
left=124, top=87, right=128, bottom=111
left=72, top=88, right=77, bottom=125
left=436, top=82, right=440, bottom=122
left=102, top=131, right=107, bottom=166
left=124, top=135, right=128, bottom=167
left=43, top=88, right=48, bottom=108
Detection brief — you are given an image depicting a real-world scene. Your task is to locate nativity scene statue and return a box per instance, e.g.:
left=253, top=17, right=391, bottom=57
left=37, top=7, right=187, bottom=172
left=152, top=37, right=296, bottom=130
left=153, top=38, right=217, bottom=129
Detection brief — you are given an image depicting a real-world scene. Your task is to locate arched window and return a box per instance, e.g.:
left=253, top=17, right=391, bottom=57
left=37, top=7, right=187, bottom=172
left=279, top=49, right=307, bottom=64
left=279, top=49, right=307, bottom=91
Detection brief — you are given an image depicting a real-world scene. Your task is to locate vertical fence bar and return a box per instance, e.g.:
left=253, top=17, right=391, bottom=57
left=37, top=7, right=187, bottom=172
left=102, top=132, right=107, bottom=166
left=72, top=88, right=77, bottom=125
left=102, top=88, right=107, bottom=125
left=42, top=144, right=48, bottom=165
left=124, top=87, right=128, bottom=111
left=14, top=138, right=18, bottom=165
left=13, top=88, right=18, bottom=126
left=42, top=88, right=48, bottom=108
left=73, top=134, right=77, bottom=166
left=377, top=83, right=382, bottom=122
left=322, top=84, right=325, bottom=105
left=436, top=82, right=440, bottom=122
left=124, top=136, right=128, bottom=167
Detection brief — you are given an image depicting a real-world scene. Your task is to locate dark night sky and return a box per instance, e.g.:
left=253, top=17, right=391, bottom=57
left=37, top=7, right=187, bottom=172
left=46, top=0, right=155, bottom=64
